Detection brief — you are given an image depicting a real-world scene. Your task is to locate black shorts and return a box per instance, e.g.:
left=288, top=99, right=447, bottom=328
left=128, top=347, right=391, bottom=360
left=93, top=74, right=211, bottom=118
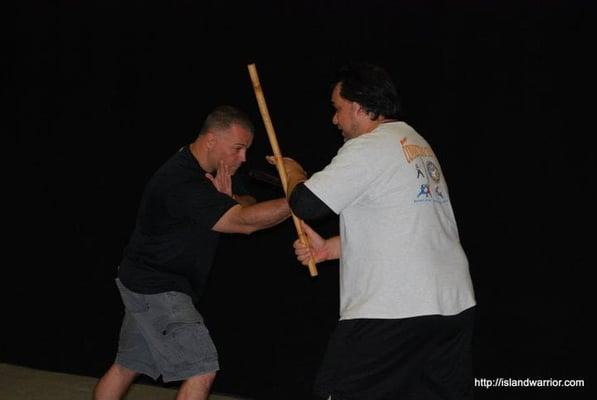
left=314, top=307, right=475, bottom=400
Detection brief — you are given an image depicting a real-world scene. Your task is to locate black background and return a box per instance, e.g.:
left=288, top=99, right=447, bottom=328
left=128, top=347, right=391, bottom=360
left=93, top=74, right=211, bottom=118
left=6, top=1, right=592, bottom=399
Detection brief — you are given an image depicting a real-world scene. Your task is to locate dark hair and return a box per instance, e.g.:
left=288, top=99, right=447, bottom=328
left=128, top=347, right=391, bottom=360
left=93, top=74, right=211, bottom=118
left=334, top=62, right=402, bottom=120
left=199, top=105, right=255, bottom=136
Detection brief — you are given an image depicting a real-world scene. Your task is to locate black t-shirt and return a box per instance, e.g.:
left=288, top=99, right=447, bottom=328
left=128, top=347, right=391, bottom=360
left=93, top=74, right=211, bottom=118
left=118, top=146, right=239, bottom=299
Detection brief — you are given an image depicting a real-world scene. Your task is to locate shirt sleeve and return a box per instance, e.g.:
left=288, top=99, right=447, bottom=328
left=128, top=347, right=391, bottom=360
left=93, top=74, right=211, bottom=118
left=167, top=177, right=237, bottom=229
left=289, top=182, right=336, bottom=221
left=304, top=137, right=381, bottom=214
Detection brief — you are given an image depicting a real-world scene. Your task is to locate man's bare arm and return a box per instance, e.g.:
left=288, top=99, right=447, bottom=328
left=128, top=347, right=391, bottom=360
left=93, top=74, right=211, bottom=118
left=212, top=198, right=290, bottom=234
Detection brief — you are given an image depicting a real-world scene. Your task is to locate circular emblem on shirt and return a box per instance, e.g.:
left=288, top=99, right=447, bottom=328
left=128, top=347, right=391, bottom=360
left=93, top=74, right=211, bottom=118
left=426, top=161, right=441, bottom=182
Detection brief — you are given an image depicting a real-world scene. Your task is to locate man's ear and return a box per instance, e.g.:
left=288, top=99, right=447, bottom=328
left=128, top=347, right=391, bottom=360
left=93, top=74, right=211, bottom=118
left=354, top=103, right=375, bottom=120
left=206, top=132, right=217, bottom=149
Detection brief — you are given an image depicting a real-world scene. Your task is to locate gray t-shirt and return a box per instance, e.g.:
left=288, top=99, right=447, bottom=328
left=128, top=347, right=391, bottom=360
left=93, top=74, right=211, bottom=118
left=305, top=121, right=476, bottom=320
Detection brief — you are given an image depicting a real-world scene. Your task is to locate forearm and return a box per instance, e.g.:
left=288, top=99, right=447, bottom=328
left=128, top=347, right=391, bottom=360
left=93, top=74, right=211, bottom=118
left=236, top=198, right=291, bottom=233
left=240, top=198, right=290, bottom=232
left=213, top=198, right=291, bottom=234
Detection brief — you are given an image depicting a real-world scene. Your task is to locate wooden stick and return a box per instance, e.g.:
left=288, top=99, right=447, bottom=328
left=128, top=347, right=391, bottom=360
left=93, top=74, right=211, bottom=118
left=247, top=63, right=318, bottom=277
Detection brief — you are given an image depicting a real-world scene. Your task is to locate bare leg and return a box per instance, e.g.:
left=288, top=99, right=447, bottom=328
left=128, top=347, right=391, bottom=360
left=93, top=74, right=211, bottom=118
left=93, top=363, right=139, bottom=400
left=176, top=372, right=216, bottom=400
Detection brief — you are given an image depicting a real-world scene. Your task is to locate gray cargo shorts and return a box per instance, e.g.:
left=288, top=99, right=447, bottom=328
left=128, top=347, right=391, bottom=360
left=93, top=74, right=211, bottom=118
left=114, top=278, right=219, bottom=382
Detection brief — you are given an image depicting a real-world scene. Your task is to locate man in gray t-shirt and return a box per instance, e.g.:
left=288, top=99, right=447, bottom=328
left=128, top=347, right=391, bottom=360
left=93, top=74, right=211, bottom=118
left=282, top=62, right=476, bottom=400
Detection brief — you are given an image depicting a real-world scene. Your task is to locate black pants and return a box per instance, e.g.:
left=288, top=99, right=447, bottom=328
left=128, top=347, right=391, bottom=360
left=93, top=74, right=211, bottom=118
left=314, top=307, right=475, bottom=400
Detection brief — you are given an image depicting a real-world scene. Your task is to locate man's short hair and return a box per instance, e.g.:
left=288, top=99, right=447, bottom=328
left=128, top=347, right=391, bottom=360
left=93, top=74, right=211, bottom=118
left=199, top=105, right=255, bottom=136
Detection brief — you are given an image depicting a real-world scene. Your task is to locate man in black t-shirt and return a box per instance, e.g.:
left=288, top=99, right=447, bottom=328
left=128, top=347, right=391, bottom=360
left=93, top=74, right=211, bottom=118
left=93, top=105, right=304, bottom=400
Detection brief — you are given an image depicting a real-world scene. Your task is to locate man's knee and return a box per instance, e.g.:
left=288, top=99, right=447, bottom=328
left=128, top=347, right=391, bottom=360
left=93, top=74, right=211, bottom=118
left=177, top=371, right=216, bottom=399
left=93, top=363, right=139, bottom=399
left=186, top=371, right=216, bottom=386
left=110, top=363, right=139, bottom=380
